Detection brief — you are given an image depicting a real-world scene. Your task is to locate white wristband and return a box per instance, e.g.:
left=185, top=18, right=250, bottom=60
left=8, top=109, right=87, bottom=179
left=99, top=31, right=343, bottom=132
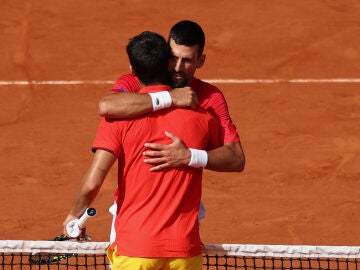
left=188, top=148, right=208, bottom=168
left=148, top=91, right=172, bottom=111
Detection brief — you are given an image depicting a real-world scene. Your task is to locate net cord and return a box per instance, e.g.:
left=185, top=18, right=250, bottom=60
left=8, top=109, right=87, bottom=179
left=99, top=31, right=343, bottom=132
left=0, top=241, right=359, bottom=258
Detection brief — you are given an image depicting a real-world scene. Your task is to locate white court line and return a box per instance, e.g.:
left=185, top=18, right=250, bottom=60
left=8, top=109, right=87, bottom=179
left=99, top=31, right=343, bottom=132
left=1, top=78, right=360, bottom=86
left=207, top=78, right=360, bottom=83
left=0, top=80, right=115, bottom=86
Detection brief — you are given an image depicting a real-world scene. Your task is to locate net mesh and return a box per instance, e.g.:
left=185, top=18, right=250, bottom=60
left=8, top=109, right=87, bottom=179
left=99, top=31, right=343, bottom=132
left=0, top=241, right=359, bottom=270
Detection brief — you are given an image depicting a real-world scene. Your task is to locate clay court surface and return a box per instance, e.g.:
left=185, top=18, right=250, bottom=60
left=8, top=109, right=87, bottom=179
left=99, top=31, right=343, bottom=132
left=1, top=1, right=360, bottom=245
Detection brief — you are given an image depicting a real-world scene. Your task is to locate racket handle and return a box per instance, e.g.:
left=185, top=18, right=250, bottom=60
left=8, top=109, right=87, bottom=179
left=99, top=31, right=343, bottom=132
left=78, top=207, right=97, bottom=228
left=66, top=208, right=97, bottom=238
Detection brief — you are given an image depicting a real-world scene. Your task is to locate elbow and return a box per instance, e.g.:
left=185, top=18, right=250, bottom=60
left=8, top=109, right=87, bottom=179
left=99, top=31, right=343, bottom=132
left=237, top=155, right=245, bottom=172
left=231, top=154, right=245, bottom=172
left=98, top=99, right=109, bottom=117
left=226, top=142, right=246, bottom=172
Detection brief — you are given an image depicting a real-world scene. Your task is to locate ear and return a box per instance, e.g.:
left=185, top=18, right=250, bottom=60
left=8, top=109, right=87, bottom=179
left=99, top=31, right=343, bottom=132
left=129, top=65, right=135, bottom=75
left=196, top=54, right=206, bottom=68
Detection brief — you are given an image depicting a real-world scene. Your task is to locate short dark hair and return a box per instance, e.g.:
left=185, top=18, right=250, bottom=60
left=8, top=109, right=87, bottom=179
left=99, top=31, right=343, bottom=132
left=168, top=20, right=205, bottom=55
left=126, top=31, right=170, bottom=85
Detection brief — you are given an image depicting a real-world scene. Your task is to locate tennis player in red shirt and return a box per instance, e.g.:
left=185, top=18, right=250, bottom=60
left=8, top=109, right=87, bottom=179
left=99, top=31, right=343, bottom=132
left=100, top=21, right=245, bottom=243
left=63, top=31, right=221, bottom=270
left=99, top=21, right=244, bottom=174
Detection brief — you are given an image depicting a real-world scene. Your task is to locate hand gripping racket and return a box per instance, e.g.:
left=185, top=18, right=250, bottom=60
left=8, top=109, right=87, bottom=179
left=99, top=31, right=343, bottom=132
left=28, top=208, right=96, bottom=265
left=66, top=207, right=97, bottom=237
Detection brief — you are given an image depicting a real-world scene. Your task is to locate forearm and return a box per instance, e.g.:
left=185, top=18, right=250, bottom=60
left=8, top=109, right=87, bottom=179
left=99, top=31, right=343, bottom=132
left=205, top=142, right=245, bottom=172
left=63, top=179, right=101, bottom=228
left=64, top=150, right=116, bottom=226
left=72, top=177, right=101, bottom=214
left=98, top=92, right=153, bottom=118
left=143, top=132, right=245, bottom=172
left=98, top=87, right=198, bottom=119
left=66, top=169, right=104, bottom=222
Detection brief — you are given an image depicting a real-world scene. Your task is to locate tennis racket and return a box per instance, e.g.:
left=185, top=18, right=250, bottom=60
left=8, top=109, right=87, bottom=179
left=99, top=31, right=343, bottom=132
left=28, top=208, right=96, bottom=265
left=66, top=207, right=97, bottom=237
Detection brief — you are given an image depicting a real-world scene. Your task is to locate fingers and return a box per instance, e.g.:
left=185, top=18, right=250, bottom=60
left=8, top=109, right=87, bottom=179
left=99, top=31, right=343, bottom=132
left=143, top=157, right=174, bottom=172
left=171, top=87, right=199, bottom=108
left=144, top=142, right=166, bottom=151
left=143, top=155, right=172, bottom=172
left=143, top=148, right=166, bottom=158
left=66, top=219, right=81, bottom=238
left=143, top=157, right=166, bottom=165
left=143, top=131, right=188, bottom=170
left=149, top=163, right=168, bottom=172
left=144, top=131, right=179, bottom=151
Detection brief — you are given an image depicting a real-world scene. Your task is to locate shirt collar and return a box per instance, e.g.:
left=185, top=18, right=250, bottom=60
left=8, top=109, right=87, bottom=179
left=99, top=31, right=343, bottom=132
left=139, top=85, right=172, bottom=94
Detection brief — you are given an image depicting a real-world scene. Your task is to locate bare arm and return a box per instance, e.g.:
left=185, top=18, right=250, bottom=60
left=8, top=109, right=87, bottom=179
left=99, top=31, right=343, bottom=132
left=143, top=132, right=245, bottom=172
left=98, top=87, right=198, bottom=118
left=206, top=141, right=245, bottom=172
left=63, top=150, right=117, bottom=228
left=98, top=92, right=153, bottom=118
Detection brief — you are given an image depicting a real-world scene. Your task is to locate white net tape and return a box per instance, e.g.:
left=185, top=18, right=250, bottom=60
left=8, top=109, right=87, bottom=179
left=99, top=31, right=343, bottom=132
left=1, top=241, right=359, bottom=258
left=203, top=244, right=360, bottom=258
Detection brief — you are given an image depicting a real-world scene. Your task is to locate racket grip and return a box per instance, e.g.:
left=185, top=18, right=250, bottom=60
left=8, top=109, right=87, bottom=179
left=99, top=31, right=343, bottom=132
left=78, top=207, right=97, bottom=228
left=66, top=219, right=81, bottom=238
left=66, top=208, right=97, bottom=238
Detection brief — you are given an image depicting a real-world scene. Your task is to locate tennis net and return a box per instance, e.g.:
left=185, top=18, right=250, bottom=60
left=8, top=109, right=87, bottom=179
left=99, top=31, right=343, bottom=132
left=0, top=240, right=359, bottom=270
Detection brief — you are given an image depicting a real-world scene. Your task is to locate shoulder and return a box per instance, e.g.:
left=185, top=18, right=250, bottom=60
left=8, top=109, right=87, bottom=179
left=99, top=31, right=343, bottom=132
left=192, top=77, right=221, bottom=93
left=112, top=74, right=141, bottom=93
left=192, top=78, right=226, bottom=107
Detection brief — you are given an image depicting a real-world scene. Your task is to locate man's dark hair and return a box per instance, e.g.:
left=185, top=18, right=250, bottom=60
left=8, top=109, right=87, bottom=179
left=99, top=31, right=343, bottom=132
left=126, top=31, right=170, bottom=85
left=168, top=20, right=205, bottom=55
